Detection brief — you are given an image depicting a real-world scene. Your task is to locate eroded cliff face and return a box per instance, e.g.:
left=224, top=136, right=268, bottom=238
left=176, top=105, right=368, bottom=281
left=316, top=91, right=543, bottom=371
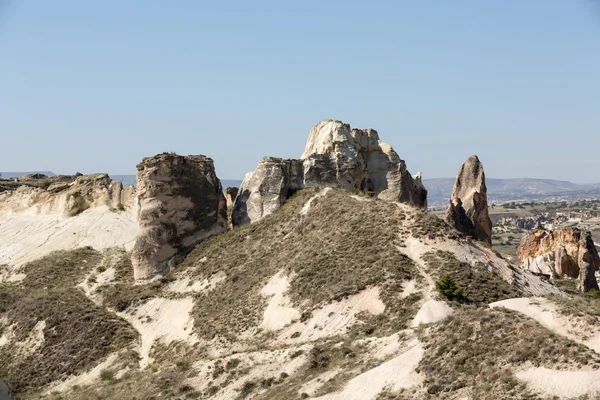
left=0, top=174, right=136, bottom=217
left=445, top=155, right=492, bottom=245
left=225, top=186, right=239, bottom=229
left=0, top=174, right=138, bottom=271
left=131, top=153, right=227, bottom=280
left=232, top=120, right=427, bottom=225
left=232, top=158, right=304, bottom=226
left=518, top=228, right=600, bottom=292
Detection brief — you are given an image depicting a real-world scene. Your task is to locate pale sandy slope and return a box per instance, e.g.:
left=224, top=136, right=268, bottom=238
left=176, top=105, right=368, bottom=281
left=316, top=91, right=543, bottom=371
left=491, top=297, right=600, bottom=398
left=0, top=206, right=137, bottom=270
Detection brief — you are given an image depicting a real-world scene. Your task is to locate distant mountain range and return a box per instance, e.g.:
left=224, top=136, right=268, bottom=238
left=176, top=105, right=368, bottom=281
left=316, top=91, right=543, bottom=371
left=109, top=175, right=243, bottom=189
left=424, top=178, right=600, bottom=202
left=0, top=171, right=55, bottom=178
left=3, top=172, right=599, bottom=203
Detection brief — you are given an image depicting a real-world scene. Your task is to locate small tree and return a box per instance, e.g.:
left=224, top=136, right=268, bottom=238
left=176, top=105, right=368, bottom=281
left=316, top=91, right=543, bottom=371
left=435, top=275, right=464, bottom=301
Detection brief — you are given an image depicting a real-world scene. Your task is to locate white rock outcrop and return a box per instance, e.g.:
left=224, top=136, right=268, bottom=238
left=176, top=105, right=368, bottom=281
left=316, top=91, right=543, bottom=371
left=445, top=155, right=492, bottom=245
left=232, top=120, right=427, bottom=225
left=131, top=153, right=227, bottom=280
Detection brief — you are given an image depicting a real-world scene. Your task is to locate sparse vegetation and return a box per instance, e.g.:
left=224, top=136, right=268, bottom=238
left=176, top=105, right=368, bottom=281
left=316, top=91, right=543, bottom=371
left=100, top=369, right=115, bottom=382
left=423, top=250, right=523, bottom=305
left=435, top=275, right=464, bottom=302
left=0, top=248, right=138, bottom=397
left=186, top=189, right=424, bottom=340
left=419, top=307, right=600, bottom=397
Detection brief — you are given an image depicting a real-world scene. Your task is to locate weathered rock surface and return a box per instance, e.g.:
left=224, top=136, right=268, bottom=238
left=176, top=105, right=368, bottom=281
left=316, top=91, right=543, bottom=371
left=225, top=186, right=239, bottom=228
left=0, top=173, right=135, bottom=217
left=0, top=174, right=139, bottom=270
left=232, top=157, right=304, bottom=225
left=445, top=155, right=492, bottom=245
left=131, top=153, right=227, bottom=280
left=232, top=120, right=427, bottom=225
left=518, top=228, right=600, bottom=291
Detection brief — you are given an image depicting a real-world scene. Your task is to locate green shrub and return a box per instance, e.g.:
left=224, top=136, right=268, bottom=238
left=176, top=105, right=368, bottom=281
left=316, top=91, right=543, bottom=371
left=116, top=202, right=126, bottom=211
left=588, top=289, right=600, bottom=299
left=435, top=275, right=464, bottom=302
left=100, top=369, right=115, bottom=382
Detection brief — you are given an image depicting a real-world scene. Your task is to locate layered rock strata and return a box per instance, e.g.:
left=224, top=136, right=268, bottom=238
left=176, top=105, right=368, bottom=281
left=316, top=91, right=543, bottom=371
left=131, top=153, right=227, bottom=280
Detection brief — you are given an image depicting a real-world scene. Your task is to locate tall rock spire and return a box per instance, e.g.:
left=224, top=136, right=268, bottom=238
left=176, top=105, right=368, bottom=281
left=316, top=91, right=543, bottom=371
left=445, top=155, right=492, bottom=245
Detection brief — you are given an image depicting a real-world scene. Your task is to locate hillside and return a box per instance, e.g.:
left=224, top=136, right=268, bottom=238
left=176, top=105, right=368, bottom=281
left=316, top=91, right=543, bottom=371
left=2, top=120, right=600, bottom=400
left=6, top=188, right=600, bottom=400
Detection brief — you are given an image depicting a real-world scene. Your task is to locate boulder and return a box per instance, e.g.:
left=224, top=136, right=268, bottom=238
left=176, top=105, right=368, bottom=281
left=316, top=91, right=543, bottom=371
left=232, top=120, right=427, bottom=226
left=445, top=155, right=492, bottom=245
left=131, top=153, right=227, bottom=280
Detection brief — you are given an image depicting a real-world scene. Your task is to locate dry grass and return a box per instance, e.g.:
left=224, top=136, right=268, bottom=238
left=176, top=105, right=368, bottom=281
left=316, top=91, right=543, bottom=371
left=182, top=189, right=426, bottom=341
left=546, top=293, right=600, bottom=320
left=422, top=250, right=522, bottom=305
left=183, top=189, right=320, bottom=340
left=410, top=210, right=456, bottom=240
left=43, top=368, right=200, bottom=400
left=419, top=307, right=600, bottom=399
left=97, top=252, right=166, bottom=312
left=0, top=248, right=138, bottom=398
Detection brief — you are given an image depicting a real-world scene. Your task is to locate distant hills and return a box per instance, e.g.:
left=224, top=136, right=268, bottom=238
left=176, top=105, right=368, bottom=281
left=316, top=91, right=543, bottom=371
left=424, top=177, right=600, bottom=205
left=3, top=172, right=598, bottom=204
left=109, top=175, right=243, bottom=189
left=0, top=171, right=55, bottom=178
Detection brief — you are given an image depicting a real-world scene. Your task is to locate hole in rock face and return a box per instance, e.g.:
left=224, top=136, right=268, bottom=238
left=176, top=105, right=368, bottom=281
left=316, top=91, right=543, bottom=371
left=559, top=254, right=580, bottom=279
left=360, top=178, right=374, bottom=194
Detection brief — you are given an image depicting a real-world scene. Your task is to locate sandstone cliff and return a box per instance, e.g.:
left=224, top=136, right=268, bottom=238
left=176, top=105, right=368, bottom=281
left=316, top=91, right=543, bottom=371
left=0, top=174, right=138, bottom=270
left=445, top=155, right=492, bottom=245
left=518, top=227, right=600, bottom=291
left=131, top=153, right=227, bottom=280
left=232, top=119, right=427, bottom=225
left=0, top=173, right=135, bottom=217
left=232, top=157, right=304, bottom=225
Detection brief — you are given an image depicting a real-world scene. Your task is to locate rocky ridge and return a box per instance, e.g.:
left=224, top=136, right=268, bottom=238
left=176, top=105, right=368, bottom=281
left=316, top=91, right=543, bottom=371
left=5, top=120, right=600, bottom=400
left=233, top=119, right=427, bottom=225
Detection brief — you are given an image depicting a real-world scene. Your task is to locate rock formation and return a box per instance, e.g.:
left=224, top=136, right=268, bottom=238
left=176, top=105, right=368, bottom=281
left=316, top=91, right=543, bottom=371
left=518, top=228, right=600, bottom=291
left=232, top=120, right=427, bottom=225
left=445, top=155, right=492, bottom=245
left=232, top=157, right=304, bottom=225
left=225, top=186, right=239, bottom=228
left=0, top=173, right=135, bottom=217
left=131, top=153, right=227, bottom=280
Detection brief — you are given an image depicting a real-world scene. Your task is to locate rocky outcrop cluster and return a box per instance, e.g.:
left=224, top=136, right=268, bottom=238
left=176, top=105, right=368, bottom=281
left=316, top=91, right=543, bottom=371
left=0, top=173, right=135, bottom=217
left=232, top=120, right=427, bottom=225
left=518, top=228, right=600, bottom=292
left=131, top=153, right=227, bottom=280
left=445, top=155, right=492, bottom=245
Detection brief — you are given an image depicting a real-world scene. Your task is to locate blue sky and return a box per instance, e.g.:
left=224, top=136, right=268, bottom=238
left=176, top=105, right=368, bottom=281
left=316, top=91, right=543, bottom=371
left=1, top=1, right=599, bottom=182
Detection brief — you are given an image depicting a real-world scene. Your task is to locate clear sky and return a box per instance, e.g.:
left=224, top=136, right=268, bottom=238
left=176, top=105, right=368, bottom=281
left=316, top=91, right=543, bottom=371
left=1, top=1, right=599, bottom=182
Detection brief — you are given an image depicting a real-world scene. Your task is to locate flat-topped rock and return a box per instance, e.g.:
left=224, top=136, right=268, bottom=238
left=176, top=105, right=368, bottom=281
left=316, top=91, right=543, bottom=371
left=131, top=153, right=227, bottom=280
